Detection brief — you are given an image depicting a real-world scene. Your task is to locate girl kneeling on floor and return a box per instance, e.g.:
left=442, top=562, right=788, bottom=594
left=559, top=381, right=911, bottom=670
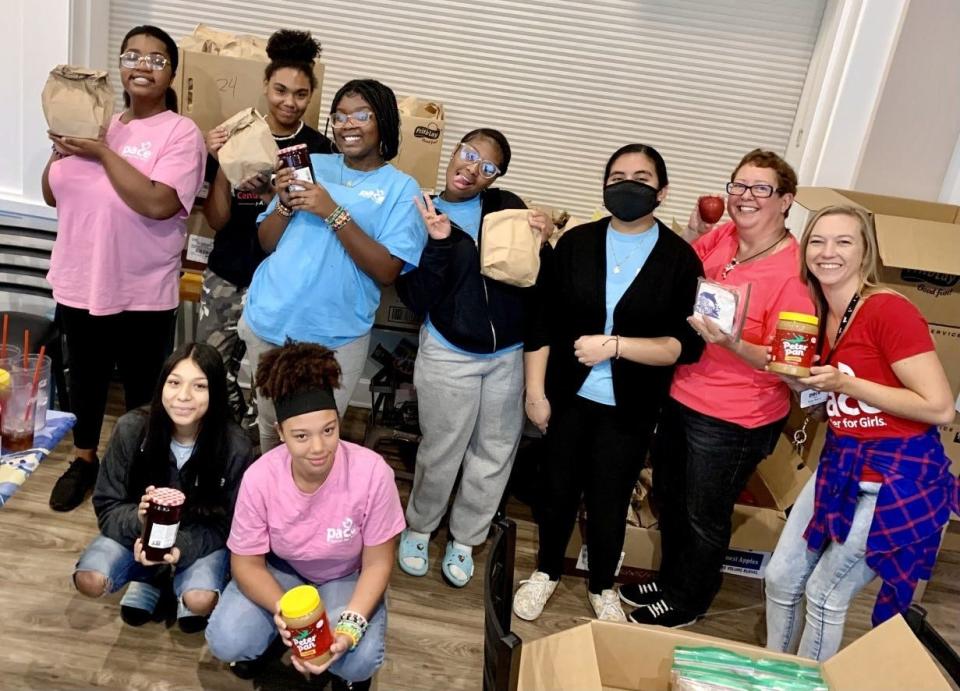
left=73, top=343, right=254, bottom=632
left=205, top=342, right=404, bottom=690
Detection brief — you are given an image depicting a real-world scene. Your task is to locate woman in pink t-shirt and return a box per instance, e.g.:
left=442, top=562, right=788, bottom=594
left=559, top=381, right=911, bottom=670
left=622, top=150, right=815, bottom=627
left=205, top=343, right=404, bottom=689
left=42, top=25, right=206, bottom=513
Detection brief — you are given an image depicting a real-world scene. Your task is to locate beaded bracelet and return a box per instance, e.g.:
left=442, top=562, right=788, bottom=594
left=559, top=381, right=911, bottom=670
left=276, top=201, right=294, bottom=218
left=339, top=609, right=369, bottom=633
left=335, top=620, right=363, bottom=650
left=326, top=205, right=351, bottom=232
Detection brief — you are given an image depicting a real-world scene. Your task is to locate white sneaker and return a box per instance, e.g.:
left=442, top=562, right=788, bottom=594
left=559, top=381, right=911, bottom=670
left=588, top=589, right=627, bottom=622
left=513, top=571, right=558, bottom=621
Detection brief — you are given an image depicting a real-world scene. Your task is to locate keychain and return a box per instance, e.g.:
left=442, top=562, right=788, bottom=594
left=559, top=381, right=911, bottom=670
left=793, top=416, right=810, bottom=458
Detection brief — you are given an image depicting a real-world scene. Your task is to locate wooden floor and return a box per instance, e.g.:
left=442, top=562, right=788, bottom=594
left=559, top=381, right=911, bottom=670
left=1, top=393, right=958, bottom=690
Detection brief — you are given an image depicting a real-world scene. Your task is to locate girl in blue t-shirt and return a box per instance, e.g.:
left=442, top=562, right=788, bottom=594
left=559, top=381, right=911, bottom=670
left=239, top=79, right=425, bottom=451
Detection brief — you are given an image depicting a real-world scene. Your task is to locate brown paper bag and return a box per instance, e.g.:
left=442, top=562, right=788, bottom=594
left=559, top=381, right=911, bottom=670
left=480, top=209, right=541, bottom=288
left=394, top=96, right=445, bottom=191
left=179, top=24, right=268, bottom=59
left=41, top=65, right=114, bottom=139
left=216, top=108, right=279, bottom=186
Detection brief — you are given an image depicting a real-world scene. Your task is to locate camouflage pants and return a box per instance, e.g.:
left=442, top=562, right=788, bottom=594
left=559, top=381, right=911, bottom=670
left=196, top=269, right=248, bottom=422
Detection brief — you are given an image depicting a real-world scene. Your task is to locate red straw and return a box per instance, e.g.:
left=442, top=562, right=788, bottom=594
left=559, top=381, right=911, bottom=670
left=22, top=330, right=29, bottom=368
left=24, top=345, right=46, bottom=423
left=1, top=314, right=7, bottom=358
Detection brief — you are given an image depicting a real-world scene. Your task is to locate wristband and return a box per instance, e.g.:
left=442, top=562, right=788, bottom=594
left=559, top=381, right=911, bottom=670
left=276, top=201, right=293, bottom=218
left=615, top=335, right=622, bottom=359
left=326, top=205, right=351, bottom=232
left=524, top=396, right=547, bottom=407
left=335, top=620, right=363, bottom=650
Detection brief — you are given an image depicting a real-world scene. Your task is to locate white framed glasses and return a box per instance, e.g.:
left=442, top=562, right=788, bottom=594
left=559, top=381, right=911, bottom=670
left=455, top=142, right=501, bottom=179
left=119, top=51, right=169, bottom=71
left=330, top=110, right=375, bottom=129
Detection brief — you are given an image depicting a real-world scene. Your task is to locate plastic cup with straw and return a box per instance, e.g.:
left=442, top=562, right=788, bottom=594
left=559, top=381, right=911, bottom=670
left=24, top=344, right=46, bottom=427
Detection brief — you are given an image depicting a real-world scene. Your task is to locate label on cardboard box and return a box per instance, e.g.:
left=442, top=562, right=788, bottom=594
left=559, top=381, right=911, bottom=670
left=185, top=235, right=214, bottom=264
left=721, top=548, right=771, bottom=579
left=575, top=544, right=626, bottom=577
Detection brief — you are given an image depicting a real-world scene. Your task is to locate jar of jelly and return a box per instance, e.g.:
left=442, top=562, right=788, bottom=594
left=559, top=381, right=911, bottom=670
left=141, top=487, right=185, bottom=561
left=280, top=584, right=334, bottom=665
left=768, top=312, right=820, bottom=377
left=278, top=143, right=315, bottom=192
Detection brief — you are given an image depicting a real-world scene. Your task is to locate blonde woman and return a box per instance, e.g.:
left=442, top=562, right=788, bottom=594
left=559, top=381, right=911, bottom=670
left=764, top=205, right=956, bottom=661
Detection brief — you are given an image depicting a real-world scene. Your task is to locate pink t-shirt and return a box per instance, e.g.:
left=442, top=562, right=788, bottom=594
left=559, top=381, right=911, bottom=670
left=670, top=222, right=816, bottom=428
left=47, top=110, right=205, bottom=315
left=228, top=440, right=406, bottom=585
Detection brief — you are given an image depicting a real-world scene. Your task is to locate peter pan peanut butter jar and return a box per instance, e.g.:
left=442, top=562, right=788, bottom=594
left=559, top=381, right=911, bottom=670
left=280, top=585, right=334, bottom=665
left=768, top=312, right=819, bottom=377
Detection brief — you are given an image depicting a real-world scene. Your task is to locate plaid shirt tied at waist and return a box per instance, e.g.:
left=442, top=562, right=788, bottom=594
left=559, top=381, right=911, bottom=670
left=803, top=427, right=959, bottom=625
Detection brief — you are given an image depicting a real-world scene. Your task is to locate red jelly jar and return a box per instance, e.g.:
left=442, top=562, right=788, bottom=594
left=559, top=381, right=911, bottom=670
left=278, top=143, right=315, bottom=192
left=768, top=312, right=820, bottom=377
left=141, top=487, right=185, bottom=561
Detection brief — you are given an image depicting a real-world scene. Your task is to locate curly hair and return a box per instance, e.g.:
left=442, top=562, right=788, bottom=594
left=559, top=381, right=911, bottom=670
left=264, top=29, right=322, bottom=91
left=255, top=341, right=342, bottom=402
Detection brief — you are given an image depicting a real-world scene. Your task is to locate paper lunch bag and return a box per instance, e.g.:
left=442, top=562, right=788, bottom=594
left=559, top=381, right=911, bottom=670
left=217, top=108, right=279, bottom=186
left=480, top=209, right=541, bottom=288
left=41, top=65, right=114, bottom=139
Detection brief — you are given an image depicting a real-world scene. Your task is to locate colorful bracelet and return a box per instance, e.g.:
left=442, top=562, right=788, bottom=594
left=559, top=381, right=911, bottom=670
left=338, top=609, right=369, bottom=633
left=326, top=205, right=351, bottom=232
left=335, top=610, right=368, bottom=650
left=276, top=201, right=294, bottom=218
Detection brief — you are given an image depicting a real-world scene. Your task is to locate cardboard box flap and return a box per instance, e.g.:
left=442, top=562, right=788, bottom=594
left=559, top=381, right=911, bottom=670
left=874, top=217, right=960, bottom=276
left=794, top=187, right=862, bottom=212
left=518, top=623, right=602, bottom=690
left=754, top=434, right=811, bottom=511
left=822, top=615, right=951, bottom=690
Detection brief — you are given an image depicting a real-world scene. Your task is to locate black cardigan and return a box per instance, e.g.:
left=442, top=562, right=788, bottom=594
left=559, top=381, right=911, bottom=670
left=396, top=188, right=535, bottom=353
left=525, top=217, right=705, bottom=423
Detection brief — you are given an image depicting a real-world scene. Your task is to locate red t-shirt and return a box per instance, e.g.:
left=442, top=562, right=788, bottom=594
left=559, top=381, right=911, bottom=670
left=823, top=293, right=935, bottom=450
left=670, top=222, right=816, bottom=428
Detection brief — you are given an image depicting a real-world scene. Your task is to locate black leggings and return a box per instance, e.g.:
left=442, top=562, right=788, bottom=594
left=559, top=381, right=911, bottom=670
left=536, top=396, right=654, bottom=593
left=58, top=305, right=177, bottom=450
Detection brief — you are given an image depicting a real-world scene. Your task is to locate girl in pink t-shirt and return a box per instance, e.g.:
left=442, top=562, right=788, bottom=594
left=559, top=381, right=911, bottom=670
left=206, top=343, right=404, bottom=689
left=42, top=25, right=205, bottom=514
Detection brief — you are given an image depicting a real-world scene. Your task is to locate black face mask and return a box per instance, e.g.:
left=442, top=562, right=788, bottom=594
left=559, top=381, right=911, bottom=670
left=603, top=180, right=660, bottom=222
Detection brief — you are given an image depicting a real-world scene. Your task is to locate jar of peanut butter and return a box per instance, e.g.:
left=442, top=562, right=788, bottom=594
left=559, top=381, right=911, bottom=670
left=768, top=312, right=819, bottom=377
left=141, top=487, right=185, bottom=561
left=280, top=585, right=334, bottom=665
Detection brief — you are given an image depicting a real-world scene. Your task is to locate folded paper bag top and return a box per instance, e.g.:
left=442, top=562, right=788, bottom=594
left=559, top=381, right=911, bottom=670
left=41, top=65, right=115, bottom=140
left=397, top=95, right=444, bottom=119
left=480, top=209, right=541, bottom=288
left=179, top=23, right=268, bottom=59
left=216, top=108, right=279, bottom=187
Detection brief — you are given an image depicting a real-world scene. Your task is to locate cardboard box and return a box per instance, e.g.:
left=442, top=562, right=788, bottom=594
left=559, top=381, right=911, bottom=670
left=565, top=434, right=811, bottom=580
left=175, top=49, right=325, bottom=134
left=373, top=284, right=420, bottom=333
left=794, top=188, right=960, bottom=327
left=517, top=617, right=952, bottom=690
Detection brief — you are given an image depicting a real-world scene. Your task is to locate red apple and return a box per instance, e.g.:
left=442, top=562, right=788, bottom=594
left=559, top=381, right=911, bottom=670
left=698, top=195, right=725, bottom=224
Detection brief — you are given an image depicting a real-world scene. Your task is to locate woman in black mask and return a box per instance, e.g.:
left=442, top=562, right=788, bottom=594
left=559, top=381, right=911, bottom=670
left=513, top=144, right=704, bottom=623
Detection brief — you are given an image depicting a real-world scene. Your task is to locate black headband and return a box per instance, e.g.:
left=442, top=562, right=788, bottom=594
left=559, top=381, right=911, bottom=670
left=275, top=388, right=337, bottom=422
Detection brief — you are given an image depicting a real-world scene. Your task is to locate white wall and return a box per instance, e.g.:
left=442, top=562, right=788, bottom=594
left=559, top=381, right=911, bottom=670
left=854, top=0, right=960, bottom=199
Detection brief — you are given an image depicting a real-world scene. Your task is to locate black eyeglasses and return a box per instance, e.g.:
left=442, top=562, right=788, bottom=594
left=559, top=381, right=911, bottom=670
left=119, top=51, right=169, bottom=71
left=726, top=182, right=781, bottom=199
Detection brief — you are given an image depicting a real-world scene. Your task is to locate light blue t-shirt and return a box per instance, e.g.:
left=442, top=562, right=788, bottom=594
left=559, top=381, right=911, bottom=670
left=170, top=439, right=195, bottom=470
left=244, top=154, right=425, bottom=348
left=423, top=194, right=522, bottom=359
left=577, top=222, right=660, bottom=406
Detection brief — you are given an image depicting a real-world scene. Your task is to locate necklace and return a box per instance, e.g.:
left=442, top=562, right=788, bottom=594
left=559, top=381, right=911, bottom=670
left=721, top=231, right=787, bottom=279
left=609, top=232, right=652, bottom=276
left=339, top=159, right=384, bottom=188
left=272, top=120, right=304, bottom=141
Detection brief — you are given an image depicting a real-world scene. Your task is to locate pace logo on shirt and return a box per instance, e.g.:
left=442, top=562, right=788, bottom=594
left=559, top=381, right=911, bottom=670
left=826, top=361, right=886, bottom=430
left=327, top=516, right=358, bottom=543
left=358, top=189, right=386, bottom=204
left=121, top=141, right=153, bottom=161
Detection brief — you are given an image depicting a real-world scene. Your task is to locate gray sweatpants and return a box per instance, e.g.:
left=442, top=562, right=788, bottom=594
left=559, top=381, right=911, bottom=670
left=405, top=327, right=525, bottom=546
left=237, top=315, right=370, bottom=452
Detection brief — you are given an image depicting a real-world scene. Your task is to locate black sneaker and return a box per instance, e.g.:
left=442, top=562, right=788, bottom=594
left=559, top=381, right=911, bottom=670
left=49, top=457, right=100, bottom=512
left=619, top=580, right=662, bottom=608
left=331, top=677, right=372, bottom=691
left=177, top=615, right=208, bottom=634
left=628, top=599, right=698, bottom=628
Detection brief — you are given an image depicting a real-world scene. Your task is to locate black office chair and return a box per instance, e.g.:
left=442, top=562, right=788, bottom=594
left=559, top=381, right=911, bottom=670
left=904, top=604, right=960, bottom=684
left=483, top=516, right=522, bottom=691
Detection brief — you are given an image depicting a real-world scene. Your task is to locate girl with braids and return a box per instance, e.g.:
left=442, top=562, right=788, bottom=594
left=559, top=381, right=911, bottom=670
left=73, top=343, right=253, bottom=633
left=201, top=30, right=333, bottom=420
left=239, top=78, right=425, bottom=451
left=43, top=24, right=206, bottom=512
left=206, top=342, right=404, bottom=688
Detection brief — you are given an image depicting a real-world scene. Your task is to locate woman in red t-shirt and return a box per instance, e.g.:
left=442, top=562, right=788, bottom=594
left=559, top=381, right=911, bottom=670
left=765, top=205, right=956, bottom=661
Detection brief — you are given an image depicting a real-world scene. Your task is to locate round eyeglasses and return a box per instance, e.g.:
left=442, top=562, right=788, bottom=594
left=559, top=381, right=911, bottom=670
left=455, top=142, right=501, bottom=179
left=119, top=51, right=169, bottom=71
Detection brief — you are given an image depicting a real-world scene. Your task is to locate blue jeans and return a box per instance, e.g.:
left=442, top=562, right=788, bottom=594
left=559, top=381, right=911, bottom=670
left=74, top=534, right=229, bottom=618
left=765, top=472, right=879, bottom=661
left=652, top=398, right=785, bottom=613
left=205, top=558, right=386, bottom=683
